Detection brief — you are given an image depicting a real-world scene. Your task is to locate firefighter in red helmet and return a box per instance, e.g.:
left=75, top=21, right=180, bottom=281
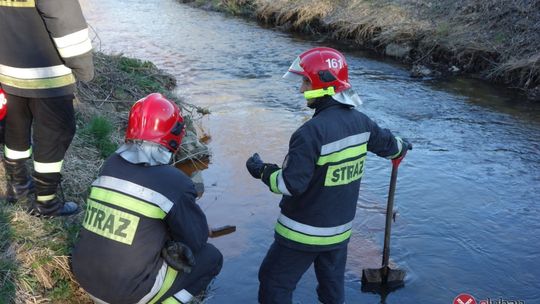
left=246, top=47, right=411, bottom=304
left=72, top=93, right=222, bottom=304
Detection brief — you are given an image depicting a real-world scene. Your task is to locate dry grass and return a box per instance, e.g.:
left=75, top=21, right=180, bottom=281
left=181, top=0, right=540, bottom=99
left=0, top=52, right=210, bottom=303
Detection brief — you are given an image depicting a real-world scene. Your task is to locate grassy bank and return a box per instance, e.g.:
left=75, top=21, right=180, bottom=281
left=180, top=0, right=540, bottom=101
left=0, top=52, right=209, bottom=304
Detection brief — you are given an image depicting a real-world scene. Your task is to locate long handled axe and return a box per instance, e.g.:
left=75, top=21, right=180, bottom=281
left=361, top=154, right=407, bottom=291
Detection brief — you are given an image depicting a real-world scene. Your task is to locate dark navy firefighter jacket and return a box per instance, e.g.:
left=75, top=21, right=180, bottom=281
left=262, top=97, right=403, bottom=252
left=72, top=154, right=209, bottom=303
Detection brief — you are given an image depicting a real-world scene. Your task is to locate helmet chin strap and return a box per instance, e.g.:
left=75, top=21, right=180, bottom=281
left=304, top=86, right=335, bottom=100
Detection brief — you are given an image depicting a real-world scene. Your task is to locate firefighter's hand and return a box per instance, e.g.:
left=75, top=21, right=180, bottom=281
left=400, top=137, right=413, bottom=151
left=246, top=153, right=265, bottom=179
left=161, top=241, right=196, bottom=274
left=393, top=137, right=413, bottom=159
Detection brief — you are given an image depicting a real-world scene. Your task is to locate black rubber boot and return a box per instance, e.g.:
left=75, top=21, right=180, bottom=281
left=29, top=173, right=79, bottom=217
left=3, top=158, right=34, bottom=204
left=28, top=197, right=80, bottom=218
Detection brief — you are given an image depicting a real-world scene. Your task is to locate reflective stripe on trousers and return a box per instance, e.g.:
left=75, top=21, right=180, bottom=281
left=275, top=213, right=352, bottom=246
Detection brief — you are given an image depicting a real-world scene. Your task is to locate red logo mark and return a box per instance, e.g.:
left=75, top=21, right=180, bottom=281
left=453, top=293, right=477, bottom=304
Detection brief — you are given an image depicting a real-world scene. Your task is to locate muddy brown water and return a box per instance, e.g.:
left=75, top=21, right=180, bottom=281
left=80, top=0, right=540, bottom=303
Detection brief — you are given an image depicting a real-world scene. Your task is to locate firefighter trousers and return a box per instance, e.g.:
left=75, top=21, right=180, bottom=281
left=155, top=243, right=223, bottom=303
left=258, top=241, right=347, bottom=304
left=4, top=93, right=75, bottom=202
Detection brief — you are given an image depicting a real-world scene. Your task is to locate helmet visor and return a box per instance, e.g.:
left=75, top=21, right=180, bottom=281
left=282, top=56, right=304, bottom=80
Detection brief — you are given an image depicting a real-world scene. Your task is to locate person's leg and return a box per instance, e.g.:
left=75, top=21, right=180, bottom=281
left=314, top=246, right=347, bottom=304
left=3, top=93, right=33, bottom=204
left=28, top=94, right=78, bottom=216
left=156, top=243, right=223, bottom=303
left=258, top=242, right=317, bottom=304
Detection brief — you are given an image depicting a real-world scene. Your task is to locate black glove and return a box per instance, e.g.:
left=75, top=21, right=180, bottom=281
left=400, top=137, right=413, bottom=151
left=246, top=153, right=265, bottom=179
left=161, top=241, right=196, bottom=273
left=394, top=137, right=413, bottom=159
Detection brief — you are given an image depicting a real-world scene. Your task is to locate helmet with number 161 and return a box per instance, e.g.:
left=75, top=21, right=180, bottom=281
left=0, top=88, right=7, bottom=121
left=283, top=47, right=351, bottom=98
left=125, top=93, right=185, bottom=153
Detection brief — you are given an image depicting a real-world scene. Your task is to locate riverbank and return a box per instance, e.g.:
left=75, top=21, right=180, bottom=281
left=0, top=52, right=209, bottom=303
left=180, top=0, right=540, bottom=101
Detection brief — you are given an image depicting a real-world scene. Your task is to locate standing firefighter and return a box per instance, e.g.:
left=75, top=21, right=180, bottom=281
left=72, top=93, right=223, bottom=304
left=0, top=0, right=94, bottom=216
left=246, top=47, right=411, bottom=304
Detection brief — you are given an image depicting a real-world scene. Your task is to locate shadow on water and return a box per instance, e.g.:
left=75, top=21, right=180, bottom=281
left=361, top=283, right=405, bottom=304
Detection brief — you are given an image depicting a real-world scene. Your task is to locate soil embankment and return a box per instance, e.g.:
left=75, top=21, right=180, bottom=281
left=181, top=0, right=540, bottom=101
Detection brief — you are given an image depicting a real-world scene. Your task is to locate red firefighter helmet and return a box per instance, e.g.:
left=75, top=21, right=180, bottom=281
left=283, top=47, right=351, bottom=99
left=0, top=88, right=7, bottom=121
left=125, top=93, right=185, bottom=152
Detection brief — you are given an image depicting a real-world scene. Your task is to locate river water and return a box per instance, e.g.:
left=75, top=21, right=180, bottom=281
left=80, top=0, right=540, bottom=303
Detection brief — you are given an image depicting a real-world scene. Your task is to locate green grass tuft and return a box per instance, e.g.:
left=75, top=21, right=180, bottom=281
left=85, top=116, right=117, bottom=158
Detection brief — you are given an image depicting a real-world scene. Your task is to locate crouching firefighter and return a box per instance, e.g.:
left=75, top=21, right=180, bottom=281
left=246, top=47, right=412, bottom=304
left=72, top=93, right=223, bottom=304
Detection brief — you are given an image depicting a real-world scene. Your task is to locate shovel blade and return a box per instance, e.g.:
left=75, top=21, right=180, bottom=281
left=361, top=267, right=405, bottom=293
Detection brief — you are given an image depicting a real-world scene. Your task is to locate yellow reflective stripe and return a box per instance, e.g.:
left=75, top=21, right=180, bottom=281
left=0, top=0, right=35, bottom=7
left=324, top=156, right=365, bottom=186
left=321, top=133, right=370, bottom=155
left=0, top=73, right=75, bottom=90
left=4, top=146, right=32, bottom=160
left=33, top=160, right=63, bottom=173
left=93, top=176, right=173, bottom=213
left=37, top=194, right=56, bottom=202
left=89, top=187, right=166, bottom=219
left=83, top=199, right=140, bottom=245
left=148, top=266, right=179, bottom=304
left=317, top=144, right=367, bottom=165
left=275, top=222, right=352, bottom=246
left=0, top=64, right=72, bottom=79
left=278, top=213, right=353, bottom=236
left=162, top=298, right=181, bottom=304
left=304, top=86, right=335, bottom=99
left=269, top=170, right=281, bottom=194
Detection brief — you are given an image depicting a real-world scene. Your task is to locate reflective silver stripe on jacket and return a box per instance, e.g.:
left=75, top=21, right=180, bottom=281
left=0, top=63, right=71, bottom=79
left=173, top=289, right=194, bottom=303
left=53, top=28, right=93, bottom=58
left=277, top=170, right=292, bottom=196
left=278, top=213, right=353, bottom=236
left=321, top=132, right=370, bottom=155
left=92, top=175, right=174, bottom=213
